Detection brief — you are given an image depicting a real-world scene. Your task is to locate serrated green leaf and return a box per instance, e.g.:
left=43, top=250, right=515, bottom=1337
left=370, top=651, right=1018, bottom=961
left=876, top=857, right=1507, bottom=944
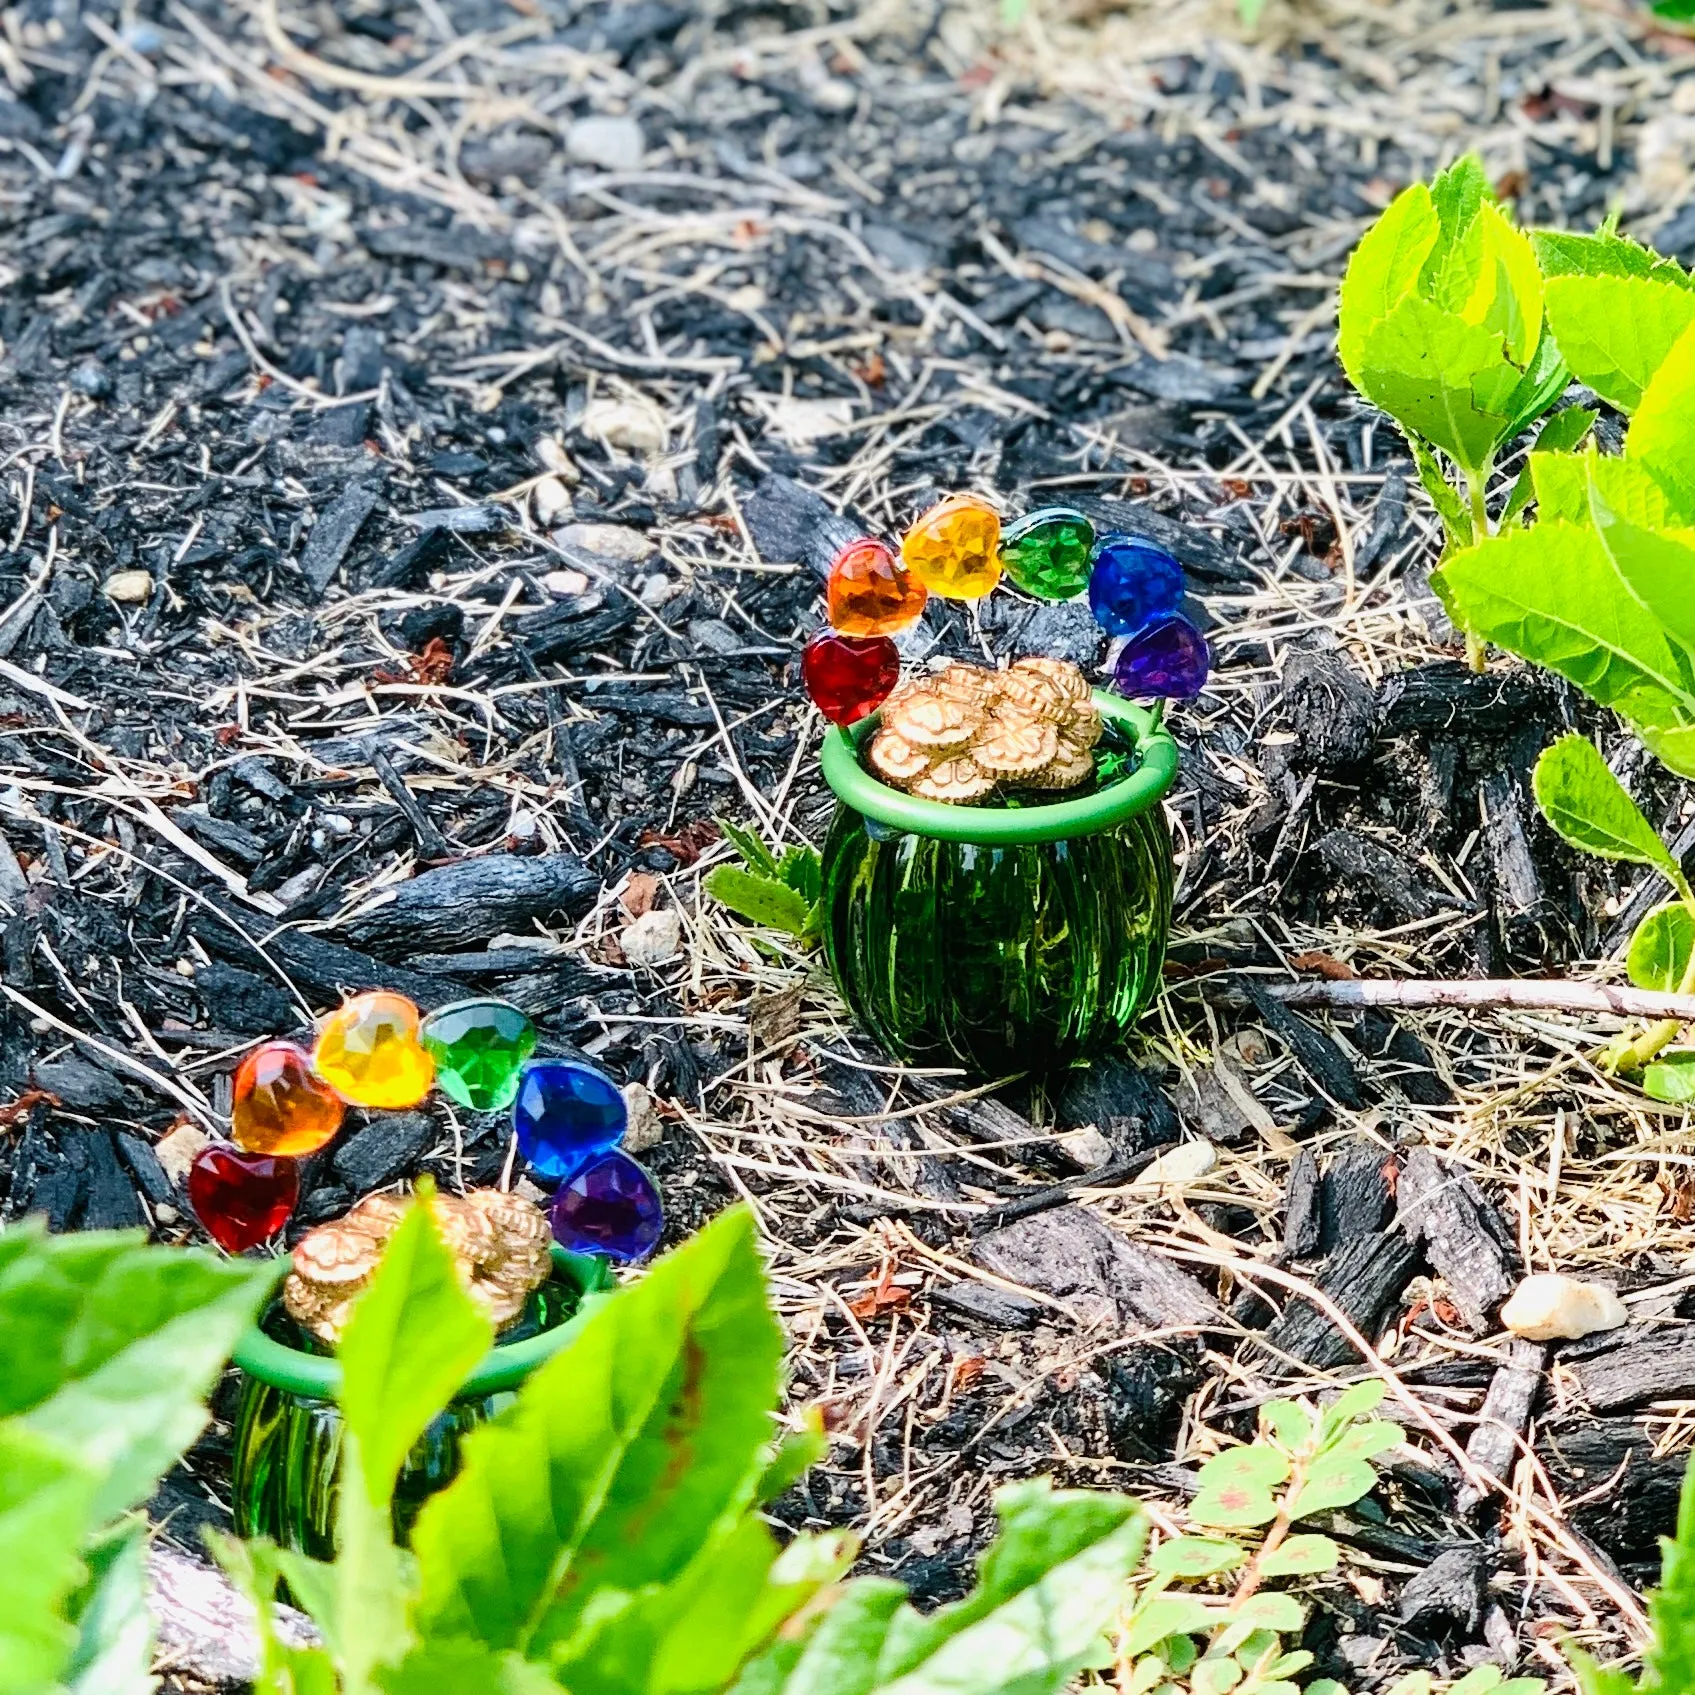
left=1498, top=327, right=1571, bottom=444
left=1541, top=274, right=1695, bottom=412
left=1629, top=905, right=1695, bottom=992
left=1164, top=1632, right=1199, bottom=1675
left=1345, top=293, right=1522, bottom=476
left=207, top=1532, right=341, bottom=1695
left=1433, top=523, right=1695, bottom=757
left=1428, top=156, right=1492, bottom=254
left=727, top=1581, right=908, bottom=1695
left=1535, top=227, right=1695, bottom=289
left=1148, top=1535, right=1246, bottom=1578
left=1198, top=1445, right=1292, bottom=1491
left=1287, top=1454, right=1379, bottom=1517
left=719, top=818, right=779, bottom=877
left=1231, top=1593, right=1305, bottom=1632
left=1532, top=450, right=1686, bottom=528
left=1319, top=1379, right=1387, bottom=1436
left=1533, top=735, right=1688, bottom=890
left=1338, top=186, right=1441, bottom=378
left=1267, top=1651, right=1315, bottom=1678
left=412, top=1209, right=786, bottom=1656
left=1260, top=1400, right=1313, bottom=1453
left=1644, top=1051, right=1695, bottom=1103
left=705, top=865, right=815, bottom=940
left=0, top=1221, right=273, bottom=1522
left=61, top=1517, right=153, bottom=1695
left=1406, top=432, right=1473, bottom=546
left=777, top=845, right=823, bottom=905
left=0, top=1423, right=98, bottom=1695
left=1122, top=1594, right=1220, bottom=1657
left=1474, top=202, right=1544, bottom=367
left=1257, top=1533, right=1339, bottom=1576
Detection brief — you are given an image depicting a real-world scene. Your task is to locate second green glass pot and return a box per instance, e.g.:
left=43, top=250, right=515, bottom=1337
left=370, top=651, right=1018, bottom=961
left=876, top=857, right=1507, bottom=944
left=230, top=1246, right=613, bottom=1558
left=819, top=692, right=1178, bottom=1078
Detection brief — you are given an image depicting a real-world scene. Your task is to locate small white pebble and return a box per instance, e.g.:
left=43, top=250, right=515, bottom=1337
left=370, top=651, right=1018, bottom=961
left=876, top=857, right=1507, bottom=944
left=155, top=1124, right=210, bottom=1186
left=1130, top=1139, right=1218, bottom=1191
left=543, top=568, right=591, bottom=598
left=579, top=396, right=665, bottom=455
left=621, top=908, right=682, bottom=968
left=533, top=435, right=578, bottom=479
left=1502, top=1274, right=1628, bottom=1341
left=104, top=569, right=153, bottom=604
left=531, top=475, right=574, bottom=526
left=622, top=1080, right=663, bottom=1152
left=1058, top=1126, right=1112, bottom=1170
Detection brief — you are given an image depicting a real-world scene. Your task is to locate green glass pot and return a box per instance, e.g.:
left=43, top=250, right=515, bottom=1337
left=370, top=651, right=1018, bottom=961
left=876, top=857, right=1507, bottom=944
left=819, top=692, right=1177, bottom=1078
left=231, top=1245, right=613, bottom=1558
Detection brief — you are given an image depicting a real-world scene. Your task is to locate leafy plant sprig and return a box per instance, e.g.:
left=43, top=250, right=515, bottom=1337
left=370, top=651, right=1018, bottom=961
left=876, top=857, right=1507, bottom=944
left=704, top=818, right=824, bottom=946
left=1115, top=1381, right=1409, bottom=1695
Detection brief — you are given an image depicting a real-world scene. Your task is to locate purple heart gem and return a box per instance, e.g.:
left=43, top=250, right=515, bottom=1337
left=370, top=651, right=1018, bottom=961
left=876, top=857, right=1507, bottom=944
left=1112, top=612, right=1209, bottom=701
left=549, top=1151, right=664, bottom=1262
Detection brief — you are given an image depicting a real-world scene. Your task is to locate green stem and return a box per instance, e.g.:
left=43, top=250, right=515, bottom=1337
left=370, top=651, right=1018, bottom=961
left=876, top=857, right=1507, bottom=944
left=1463, top=467, right=1492, bottom=674
left=1608, top=903, right=1695, bottom=1074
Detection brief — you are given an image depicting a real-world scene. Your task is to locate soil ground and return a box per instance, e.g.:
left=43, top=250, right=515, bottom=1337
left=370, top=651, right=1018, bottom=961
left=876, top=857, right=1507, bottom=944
left=4, top=0, right=1695, bottom=1685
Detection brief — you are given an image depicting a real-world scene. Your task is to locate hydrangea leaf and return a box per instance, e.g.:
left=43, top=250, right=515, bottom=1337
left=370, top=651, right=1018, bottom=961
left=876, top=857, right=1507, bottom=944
left=1630, top=906, right=1695, bottom=992
left=1541, top=274, right=1695, bottom=412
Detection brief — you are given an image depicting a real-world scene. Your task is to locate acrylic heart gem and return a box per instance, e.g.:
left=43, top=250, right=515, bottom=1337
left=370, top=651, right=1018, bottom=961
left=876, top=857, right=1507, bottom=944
left=188, top=1145, right=299, bottom=1254
left=513, top=1058, right=628, bottom=1181
left=802, top=631, right=900, bottom=726
left=549, top=1150, right=664, bottom=1262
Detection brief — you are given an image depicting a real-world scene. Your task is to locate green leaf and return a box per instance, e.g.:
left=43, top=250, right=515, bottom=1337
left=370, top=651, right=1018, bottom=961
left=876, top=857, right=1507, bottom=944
left=61, top=1517, right=153, bottom=1695
left=1318, top=1380, right=1386, bottom=1436
left=1266, top=1651, right=1316, bottom=1678
left=1627, top=316, right=1695, bottom=514
left=412, top=1208, right=786, bottom=1656
left=1533, top=735, right=1689, bottom=891
left=1433, top=523, right=1695, bottom=757
left=777, top=845, right=823, bottom=906
left=1644, top=1051, right=1695, bottom=1103
left=1502, top=408, right=1597, bottom=523
left=0, top=1221, right=273, bottom=1521
left=1256, top=1533, right=1339, bottom=1576
left=207, top=1533, right=340, bottom=1695
left=705, top=865, right=815, bottom=940
left=1498, top=327, right=1571, bottom=445
left=1287, top=1454, right=1378, bottom=1517
left=1644, top=1455, right=1695, bottom=1694
left=718, top=818, right=779, bottom=877
left=0, top=1423, right=98, bottom=1695
left=1198, top=1446, right=1291, bottom=1491
left=339, top=1190, right=494, bottom=1505
left=335, top=1191, right=494, bottom=1689
left=1191, top=1484, right=1278, bottom=1529
left=1629, top=904, right=1695, bottom=992
left=1567, top=1655, right=1636, bottom=1695
left=1148, top=1536, right=1246, bottom=1578
left=1337, top=185, right=1441, bottom=377
left=1306, top=1682, right=1352, bottom=1695
left=1445, top=1672, right=1504, bottom=1695
left=758, top=1406, right=829, bottom=1506
left=1589, top=482, right=1695, bottom=657
left=1122, top=1594, right=1220, bottom=1658
left=1326, top=1420, right=1404, bottom=1463
left=376, top=1643, right=564, bottom=1695
left=1260, top=1401, right=1313, bottom=1453
left=1535, top=227, right=1695, bottom=290
left=1541, top=274, right=1695, bottom=412
left=1474, top=202, right=1544, bottom=367
left=737, top=1483, right=1148, bottom=1695
left=1344, top=293, right=1523, bottom=476
left=1386, top=1677, right=1434, bottom=1695
left=1230, top=1593, right=1304, bottom=1632
left=1533, top=450, right=1687, bottom=529
left=1406, top=433, right=1474, bottom=547
left=1194, top=1655, right=1243, bottom=1695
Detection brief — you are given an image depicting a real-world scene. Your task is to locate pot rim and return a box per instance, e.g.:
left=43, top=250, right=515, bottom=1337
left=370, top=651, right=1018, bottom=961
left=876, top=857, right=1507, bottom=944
left=820, top=689, right=1177, bottom=846
left=231, top=1244, right=614, bottom=1400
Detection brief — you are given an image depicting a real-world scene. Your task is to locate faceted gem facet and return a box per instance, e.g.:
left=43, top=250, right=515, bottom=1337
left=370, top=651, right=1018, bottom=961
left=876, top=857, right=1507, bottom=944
left=513, top=1059, right=628, bottom=1181
left=549, top=1151, right=663, bottom=1262
left=1112, top=612, right=1210, bottom=700
left=999, top=507, right=1096, bottom=600
left=802, top=631, right=900, bottom=726
left=188, top=1144, right=299, bottom=1254
left=313, top=991, right=435, bottom=1109
left=232, top=1041, right=345, bottom=1157
left=826, top=537, right=928, bottom=636
left=420, top=998, right=538, bottom=1111
left=1088, top=536, right=1185, bottom=636
left=899, top=495, right=1002, bottom=600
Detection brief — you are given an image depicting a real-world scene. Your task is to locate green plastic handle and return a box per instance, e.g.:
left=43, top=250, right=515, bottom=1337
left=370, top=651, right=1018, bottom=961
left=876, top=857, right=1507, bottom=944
left=820, top=689, right=1178, bottom=846
left=231, top=1244, right=615, bottom=1401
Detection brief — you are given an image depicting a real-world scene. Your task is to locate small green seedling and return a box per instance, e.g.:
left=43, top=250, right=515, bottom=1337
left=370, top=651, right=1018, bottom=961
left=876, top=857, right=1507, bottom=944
left=704, top=818, right=824, bottom=946
left=1116, top=1381, right=1406, bottom=1695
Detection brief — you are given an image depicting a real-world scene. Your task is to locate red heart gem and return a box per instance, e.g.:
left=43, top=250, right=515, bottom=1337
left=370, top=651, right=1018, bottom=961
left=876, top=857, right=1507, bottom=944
left=187, top=1144, right=299, bottom=1254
